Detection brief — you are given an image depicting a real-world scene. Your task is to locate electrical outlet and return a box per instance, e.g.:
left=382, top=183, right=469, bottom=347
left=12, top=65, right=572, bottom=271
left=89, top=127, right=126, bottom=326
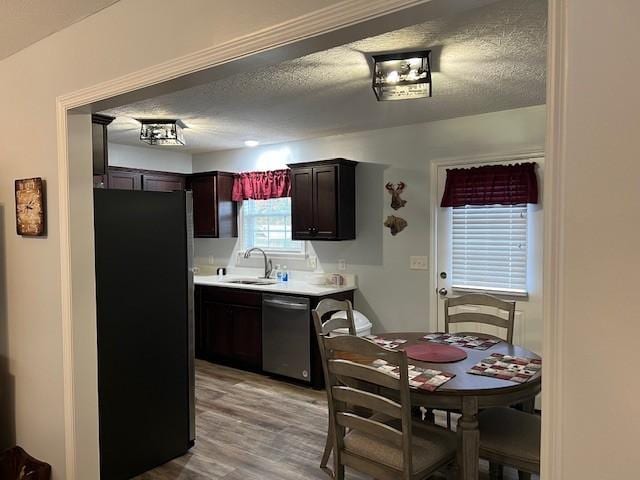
left=338, top=259, right=347, bottom=271
left=207, top=256, right=215, bottom=265
left=410, top=256, right=428, bottom=270
left=307, top=256, right=318, bottom=269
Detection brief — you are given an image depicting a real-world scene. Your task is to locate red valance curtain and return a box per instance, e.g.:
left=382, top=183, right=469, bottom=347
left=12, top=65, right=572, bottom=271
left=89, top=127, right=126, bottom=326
left=440, top=162, right=539, bottom=207
left=232, top=169, right=291, bottom=201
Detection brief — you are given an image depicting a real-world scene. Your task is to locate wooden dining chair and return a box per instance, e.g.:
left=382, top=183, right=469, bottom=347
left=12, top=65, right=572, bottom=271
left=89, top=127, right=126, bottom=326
left=313, top=298, right=357, bottom=337
left=312, top=298, right=356, bottom=476
left=479, top=407, right=541, bottom=479
left=445, top=293, right=516, bottom=344
left=317, top=334, right=457, bottom=480
left=441, top=294, right=516, bottom=431
left=444, top=294, right=534, bottom=479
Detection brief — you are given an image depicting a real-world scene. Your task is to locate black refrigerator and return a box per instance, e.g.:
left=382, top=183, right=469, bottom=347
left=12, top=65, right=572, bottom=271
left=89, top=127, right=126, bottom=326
left=93, top=189, right=195, bottom=480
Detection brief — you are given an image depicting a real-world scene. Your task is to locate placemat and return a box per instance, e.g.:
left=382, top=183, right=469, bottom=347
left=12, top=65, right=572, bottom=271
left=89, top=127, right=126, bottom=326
left=370, top=359, right=455, bottom=392
left=364, top=335, right=407, bottom=350
left=421, top=333, right=501, bottom=350
left=467, top=353, right=541, bottom=383
left=404, top=343, right=467, bottom=363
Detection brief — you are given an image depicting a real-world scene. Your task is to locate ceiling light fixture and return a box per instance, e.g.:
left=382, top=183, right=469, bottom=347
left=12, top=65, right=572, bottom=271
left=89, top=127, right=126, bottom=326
left=244, top=140, right=260, bottom=147
left=372, top=50, right=432, bottom=101
left=138, top=119, right=186, bottom=146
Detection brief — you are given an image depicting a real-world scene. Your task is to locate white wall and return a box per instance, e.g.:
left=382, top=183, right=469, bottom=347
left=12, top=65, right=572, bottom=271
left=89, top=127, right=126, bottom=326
left=0, top=0, right=346, bottom=477
left=108, top=142, right=193, bottom=173
left=549, top=1, right=640, bottom=477
left=193, top=105, right=546, bottom=336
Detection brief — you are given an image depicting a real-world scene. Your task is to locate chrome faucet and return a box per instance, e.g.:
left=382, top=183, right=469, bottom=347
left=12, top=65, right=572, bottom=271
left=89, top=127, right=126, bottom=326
left=244, top=247, right=273, bottom=279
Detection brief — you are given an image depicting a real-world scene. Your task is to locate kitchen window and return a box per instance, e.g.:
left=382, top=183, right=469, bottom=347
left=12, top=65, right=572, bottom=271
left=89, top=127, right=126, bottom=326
left=451, top=203, right=528, bottom=295
left=240, top=198, right=304, bottom=255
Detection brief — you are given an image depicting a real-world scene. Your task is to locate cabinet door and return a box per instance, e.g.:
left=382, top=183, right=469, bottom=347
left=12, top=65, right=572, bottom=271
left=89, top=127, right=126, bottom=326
left=216, top=174, right=238, bottom=238
left=290, top=167, right=315, bottom=240
left=92, top=122, right=108, bottom=176
left=313, top=165, right=338, bottom=239
left=203, top=301, right=233, bottom=360
left=108, top=170, right=142, bottom=190
left=191, top=176, right=218, bottom=237
left=143, top=173, right=185, bottom=192
left=194, top=287, right=205, bottom=359
left=231, top=305, right=262, bottom=369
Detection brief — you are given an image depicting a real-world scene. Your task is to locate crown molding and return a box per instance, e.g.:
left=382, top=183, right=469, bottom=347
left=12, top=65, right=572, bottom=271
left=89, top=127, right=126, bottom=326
left=57, top=0, right=430, bottom=109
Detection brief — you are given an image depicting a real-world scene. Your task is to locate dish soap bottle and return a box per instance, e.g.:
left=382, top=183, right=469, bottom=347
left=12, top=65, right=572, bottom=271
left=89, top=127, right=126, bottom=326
left=281, top=265, right=289, bottom=283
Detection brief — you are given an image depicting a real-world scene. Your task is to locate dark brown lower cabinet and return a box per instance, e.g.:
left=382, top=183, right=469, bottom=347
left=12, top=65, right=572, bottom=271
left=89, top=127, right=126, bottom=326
left=197, top=287, right=262, bottom=370
left=230, top=305, right=262, bottom=367
left=194, top=285, right=354, bottom=387
left=204, top=301, right=234, bottom=361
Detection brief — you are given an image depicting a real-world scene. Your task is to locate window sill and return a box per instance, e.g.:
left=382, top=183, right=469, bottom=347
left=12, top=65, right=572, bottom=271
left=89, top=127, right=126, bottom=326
left=451, top=285, right=529, bottom=299
left=237, top=250, right=307, bottom=261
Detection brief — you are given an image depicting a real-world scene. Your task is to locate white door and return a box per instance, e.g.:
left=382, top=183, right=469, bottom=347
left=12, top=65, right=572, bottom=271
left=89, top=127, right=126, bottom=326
left=433, top=159, right=544, bottom=355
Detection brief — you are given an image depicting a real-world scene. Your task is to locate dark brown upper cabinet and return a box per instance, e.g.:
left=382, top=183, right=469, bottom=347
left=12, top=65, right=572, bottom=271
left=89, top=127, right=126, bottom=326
left=142, top=172, right=186, bottom=192
left=188, top=172, right=237, bottom=238
left=92, top=114, right=114, bottom=188
left=107, top=168, right=142, bottom=191
left=105, top=167, right=186, bottom=192
left=288, top=159, right=357, bottom=241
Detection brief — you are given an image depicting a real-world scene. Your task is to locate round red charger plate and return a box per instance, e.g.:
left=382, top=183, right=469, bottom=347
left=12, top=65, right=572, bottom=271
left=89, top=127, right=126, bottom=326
left=404, top=343, right=467, bottom=363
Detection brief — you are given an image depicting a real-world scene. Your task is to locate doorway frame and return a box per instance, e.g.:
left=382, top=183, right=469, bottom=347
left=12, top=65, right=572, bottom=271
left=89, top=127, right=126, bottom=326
left=56, top=0, right=567, bottom=478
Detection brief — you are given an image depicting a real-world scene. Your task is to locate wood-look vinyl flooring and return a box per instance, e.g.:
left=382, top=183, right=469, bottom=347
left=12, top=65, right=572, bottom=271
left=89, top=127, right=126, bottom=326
left=136, top=360, right=537, bottom=480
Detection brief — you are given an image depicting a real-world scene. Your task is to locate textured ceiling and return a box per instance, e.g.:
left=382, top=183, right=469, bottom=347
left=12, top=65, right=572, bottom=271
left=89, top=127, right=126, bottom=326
left=104, top=0, right=547, bottom=154
left=0, top=0, right=120, bottom=61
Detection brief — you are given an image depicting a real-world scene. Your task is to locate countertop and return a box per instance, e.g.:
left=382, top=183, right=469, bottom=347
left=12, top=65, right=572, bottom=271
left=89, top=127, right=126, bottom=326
left=194, top=274, right=357, bottom=297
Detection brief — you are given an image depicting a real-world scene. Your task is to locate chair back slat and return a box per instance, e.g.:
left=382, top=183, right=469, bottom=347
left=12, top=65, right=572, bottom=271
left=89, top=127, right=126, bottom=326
left=332, top=386, right=402, bottom=420
left=313, top=298, right=356, bottom=332
left=328, top=359, right=400, bottom=391
left=320, top=316, right=354, bottom=335
left=446, top=293, right=512, bottom=310
left=325, top=334, right=392, bottom=356
left=446, top=312, right=511, bottom=329
left=336, top=412, right=403, bottom=447
left=445, top=293, right=516, bottom=343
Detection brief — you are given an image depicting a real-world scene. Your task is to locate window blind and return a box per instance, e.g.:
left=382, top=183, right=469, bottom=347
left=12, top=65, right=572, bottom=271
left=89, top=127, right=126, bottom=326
left=451, top=204, right=528, bottom=294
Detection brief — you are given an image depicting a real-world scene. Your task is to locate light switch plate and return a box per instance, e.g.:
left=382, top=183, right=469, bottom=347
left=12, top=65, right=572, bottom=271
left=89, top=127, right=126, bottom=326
left=410, top=256, right=428, bottom=270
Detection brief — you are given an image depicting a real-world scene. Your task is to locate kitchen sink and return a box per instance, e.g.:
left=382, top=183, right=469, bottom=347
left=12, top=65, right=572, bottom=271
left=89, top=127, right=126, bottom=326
left=224, top=279, right=277, bottom=285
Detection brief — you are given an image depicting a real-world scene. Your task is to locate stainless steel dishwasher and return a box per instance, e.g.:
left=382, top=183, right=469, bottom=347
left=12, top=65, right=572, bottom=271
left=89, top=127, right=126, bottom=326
left=262, top=294, right=311, bottom=382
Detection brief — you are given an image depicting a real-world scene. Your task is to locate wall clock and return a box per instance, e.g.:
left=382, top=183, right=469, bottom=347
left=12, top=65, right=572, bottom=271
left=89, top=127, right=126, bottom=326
left=15, top=177, right=46, bottom=236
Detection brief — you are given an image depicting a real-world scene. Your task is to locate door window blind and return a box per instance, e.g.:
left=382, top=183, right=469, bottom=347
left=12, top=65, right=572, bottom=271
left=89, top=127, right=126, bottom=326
left=451, top=204, right=528, bottom=294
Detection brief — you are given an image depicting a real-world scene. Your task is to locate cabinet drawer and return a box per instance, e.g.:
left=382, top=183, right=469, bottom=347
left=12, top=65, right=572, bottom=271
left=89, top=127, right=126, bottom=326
left=200, top=286, right=262, bottom=307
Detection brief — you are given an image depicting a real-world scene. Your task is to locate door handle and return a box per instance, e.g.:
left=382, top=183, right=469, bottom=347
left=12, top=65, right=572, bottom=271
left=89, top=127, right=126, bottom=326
left=438, top=288, right=448, bottom=296
left=263, top=299, right=309, bottom=310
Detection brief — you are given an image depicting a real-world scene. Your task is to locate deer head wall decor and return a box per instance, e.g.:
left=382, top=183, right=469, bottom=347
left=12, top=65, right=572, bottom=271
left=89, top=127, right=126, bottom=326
left=384, top=215, right=408, bottom=236
left=385, top=182, right=407, bottom=210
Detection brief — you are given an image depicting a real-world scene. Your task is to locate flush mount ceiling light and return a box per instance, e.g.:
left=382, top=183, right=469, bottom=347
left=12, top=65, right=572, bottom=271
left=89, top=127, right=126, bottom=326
left=138, top=119, right=186, bottom=146
left=372, top=50, right=432, bottom=101
left=244, top=140, right=260, bottom=147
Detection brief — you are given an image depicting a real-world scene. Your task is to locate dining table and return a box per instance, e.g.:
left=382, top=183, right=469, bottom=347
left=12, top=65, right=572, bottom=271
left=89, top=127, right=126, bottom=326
left=341, top=332, right=542, bottom=480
